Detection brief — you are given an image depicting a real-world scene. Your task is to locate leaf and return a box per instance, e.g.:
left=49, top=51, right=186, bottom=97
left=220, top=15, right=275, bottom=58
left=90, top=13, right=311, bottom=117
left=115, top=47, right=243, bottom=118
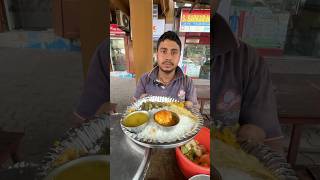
left=181, top=146, right=189, bottom=154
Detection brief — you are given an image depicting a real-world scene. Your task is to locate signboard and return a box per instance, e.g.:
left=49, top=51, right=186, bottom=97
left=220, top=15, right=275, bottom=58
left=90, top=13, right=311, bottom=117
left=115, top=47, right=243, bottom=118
left=185, top=37, right=210, bottom=44
left=229, top=3, right=290, bottom=50
left=186, top=38, right=200, bottom=44
left=180, top=9, right=210, bottom=32
left=110, top=24, right=126, bottom=36
left=153, top=19, right=165, bottom=39
left=185, top=32, right=210, bottom=44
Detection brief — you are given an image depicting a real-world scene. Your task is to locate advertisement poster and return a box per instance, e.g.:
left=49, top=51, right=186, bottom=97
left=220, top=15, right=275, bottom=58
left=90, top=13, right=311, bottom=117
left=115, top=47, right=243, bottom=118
left=110, top=24, right=126, bottom=36
left=180, top=9, right=210, bottom=32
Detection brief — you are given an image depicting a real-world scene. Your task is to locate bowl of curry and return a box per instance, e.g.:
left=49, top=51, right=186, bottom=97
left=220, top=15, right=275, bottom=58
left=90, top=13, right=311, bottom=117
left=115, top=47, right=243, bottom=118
left=44, top=155, right=109, bottom=180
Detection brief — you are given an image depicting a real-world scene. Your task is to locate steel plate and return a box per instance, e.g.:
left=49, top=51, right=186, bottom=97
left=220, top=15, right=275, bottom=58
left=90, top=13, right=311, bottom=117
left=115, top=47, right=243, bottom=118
left=121, top=96, right=204, bottom=148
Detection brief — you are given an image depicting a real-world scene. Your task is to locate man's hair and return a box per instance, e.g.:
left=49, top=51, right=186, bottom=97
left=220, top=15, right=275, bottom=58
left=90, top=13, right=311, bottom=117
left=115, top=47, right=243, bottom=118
left=156, top=31, right=182, bottom=52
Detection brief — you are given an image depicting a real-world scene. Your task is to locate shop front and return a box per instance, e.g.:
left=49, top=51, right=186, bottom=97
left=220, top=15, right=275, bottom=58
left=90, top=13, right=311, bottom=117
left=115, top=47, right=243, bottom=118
left=181, top=32, right=210, bottom=79
left=110, top=24, right=126, bottom=71
left=110, top=24, right=134, bottom=78
left=178, top=8, right=210, bottom=79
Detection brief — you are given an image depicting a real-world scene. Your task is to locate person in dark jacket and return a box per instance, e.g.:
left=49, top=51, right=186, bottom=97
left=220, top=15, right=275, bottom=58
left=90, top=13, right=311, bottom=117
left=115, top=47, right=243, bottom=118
left=133, top=31, right=198, bottom=107
left=73, top=39, right=111, bottom=124
left=212, top=1, right=283, bottom=153
left=72, top=2, right=283, bottom=153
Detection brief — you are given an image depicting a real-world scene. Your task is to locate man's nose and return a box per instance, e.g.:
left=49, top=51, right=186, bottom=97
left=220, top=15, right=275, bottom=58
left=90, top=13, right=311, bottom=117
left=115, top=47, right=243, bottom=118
left=164, top=52, right=173, bottom=60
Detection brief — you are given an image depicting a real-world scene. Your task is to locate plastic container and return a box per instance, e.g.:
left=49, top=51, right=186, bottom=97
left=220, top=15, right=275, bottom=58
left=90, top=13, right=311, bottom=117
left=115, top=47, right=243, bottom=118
left=175, top=127, right=210, bottom=179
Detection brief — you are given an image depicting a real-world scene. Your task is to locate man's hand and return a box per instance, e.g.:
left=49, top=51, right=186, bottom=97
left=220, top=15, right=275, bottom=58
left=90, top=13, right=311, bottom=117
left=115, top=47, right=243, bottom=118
left=72, top=112, right=88, bottom=128
left=237, top=124, right=284, bottom=154
left=237, top=124, right=266, bottom=144
left=140, top=94, right=148, bottom=98
left=185, top=101, right=202, bottom=110
left=131, top=94, right=149, bottom=103
left=95, top=102, right=117, bottom=116
left=184, top=101, right=193, bottom=108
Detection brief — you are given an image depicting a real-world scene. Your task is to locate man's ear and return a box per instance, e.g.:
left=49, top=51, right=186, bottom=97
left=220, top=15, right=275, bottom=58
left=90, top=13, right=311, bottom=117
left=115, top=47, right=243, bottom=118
left=156, top=53, right=160, bottom=62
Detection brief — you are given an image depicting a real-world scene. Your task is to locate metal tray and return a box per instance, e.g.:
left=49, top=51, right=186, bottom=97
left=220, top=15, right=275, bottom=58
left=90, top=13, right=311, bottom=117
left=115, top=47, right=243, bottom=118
left=110, top=113, right=151, bottom=180
left=121, top=96, right=204, bottom=148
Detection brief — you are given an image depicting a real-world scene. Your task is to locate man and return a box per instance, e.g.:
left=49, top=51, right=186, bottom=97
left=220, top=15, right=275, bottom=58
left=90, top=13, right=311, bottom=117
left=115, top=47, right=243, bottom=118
left=133, top=31, right=198, bottom=107
left=212, top=2, right=284, bottom=153
left=73, top=39, right=111, bottom=124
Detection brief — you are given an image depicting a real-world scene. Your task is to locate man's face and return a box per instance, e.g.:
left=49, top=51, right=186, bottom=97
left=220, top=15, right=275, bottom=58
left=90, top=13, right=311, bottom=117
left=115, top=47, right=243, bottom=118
left=157, top=39, right=180, bottom=73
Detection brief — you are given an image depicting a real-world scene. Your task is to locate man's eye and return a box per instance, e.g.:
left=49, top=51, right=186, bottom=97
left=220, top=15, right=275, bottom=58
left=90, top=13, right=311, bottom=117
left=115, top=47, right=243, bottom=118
left=161, top=50, right=167, bottom=54
left=171, top=51, right=178, bottom=55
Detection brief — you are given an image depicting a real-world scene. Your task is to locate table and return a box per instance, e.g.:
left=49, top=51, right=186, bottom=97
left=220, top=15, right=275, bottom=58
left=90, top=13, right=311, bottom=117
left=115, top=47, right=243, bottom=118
left=110, top=114, right=150, bottom=180
left=272, top=73, right=320, bottom=166
left=111, top=112, right=211, bottom=180
left=144, top=115, right=211, bottom=180
left=144, top=149, right=185, bottom=180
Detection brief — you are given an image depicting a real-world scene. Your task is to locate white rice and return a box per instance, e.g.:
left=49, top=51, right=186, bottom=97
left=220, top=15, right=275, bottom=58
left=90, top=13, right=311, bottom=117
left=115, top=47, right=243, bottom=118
left=136, top=108, right=196, bottom=143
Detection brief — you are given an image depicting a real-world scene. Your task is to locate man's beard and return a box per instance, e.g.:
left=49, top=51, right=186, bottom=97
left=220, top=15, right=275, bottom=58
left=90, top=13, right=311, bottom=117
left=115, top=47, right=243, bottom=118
left=159, top=61, right=175, bottom=73
left=159, top=66, right=175, bottom=73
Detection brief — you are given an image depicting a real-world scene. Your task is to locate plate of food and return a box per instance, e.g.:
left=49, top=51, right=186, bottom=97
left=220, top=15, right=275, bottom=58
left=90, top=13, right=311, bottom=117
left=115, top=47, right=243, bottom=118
left=120, top=96, right=204, bottom=148
left=37, top=116, right=109, bottom=178
left=212, top=123, right=298, bottom=180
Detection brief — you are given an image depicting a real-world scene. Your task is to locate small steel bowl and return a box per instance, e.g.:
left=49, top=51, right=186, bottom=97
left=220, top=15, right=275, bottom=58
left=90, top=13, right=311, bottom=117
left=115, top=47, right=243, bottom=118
left=189, top=174, right=210, bottom=180
left=121, top=111, right=149, bottom=133
left=154, top=110, right=180, bottom=131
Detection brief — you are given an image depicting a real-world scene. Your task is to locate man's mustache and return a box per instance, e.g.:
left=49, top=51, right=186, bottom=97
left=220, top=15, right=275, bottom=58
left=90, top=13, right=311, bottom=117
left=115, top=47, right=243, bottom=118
left=161, top=61, right=173, bottom=65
